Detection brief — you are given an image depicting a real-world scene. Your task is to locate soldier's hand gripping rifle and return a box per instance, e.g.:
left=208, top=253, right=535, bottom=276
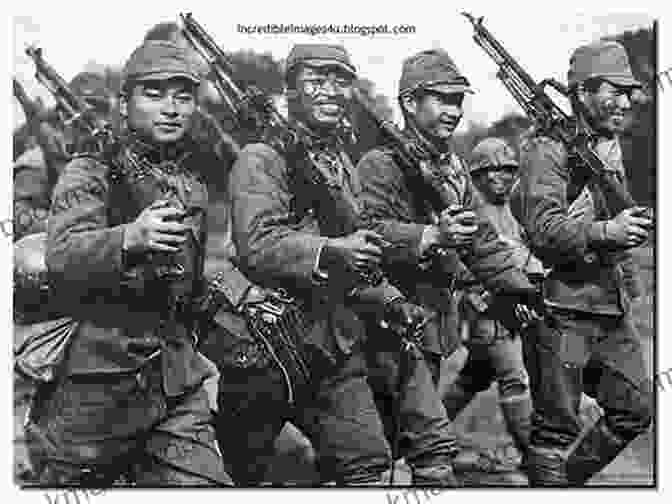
left=462, top=12, right=653, bottom=223
left=351, top=87, right=472, bottom=280
left=25, top=46, right=114, bottom=156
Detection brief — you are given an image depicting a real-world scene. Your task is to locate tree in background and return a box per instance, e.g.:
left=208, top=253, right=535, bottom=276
left=347, top=77, right=395, bottom=163
left=13, top=23, right=654, bottom=203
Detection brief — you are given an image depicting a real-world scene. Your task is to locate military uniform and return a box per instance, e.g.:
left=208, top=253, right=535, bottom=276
left=24, top=40, right=231, bottom=486
left=227, top=134, right=393, bottom=486
left=357, top=50, right=539, bottom=476
left=443, top=138, right=544, bottom=460
left=225, top=44, right=461, bottom=486
left=358, top=50, right=537, bottom=357
left=518, top=41, right=652, bottom=485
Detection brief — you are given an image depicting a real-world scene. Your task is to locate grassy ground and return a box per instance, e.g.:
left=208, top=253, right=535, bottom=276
left=13, top=214, right=655, bottom=486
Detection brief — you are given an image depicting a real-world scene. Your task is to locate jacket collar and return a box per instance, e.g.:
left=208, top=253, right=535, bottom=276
left=290, top=119, right=344, bottom=151
left=404, top=123, right=453, bottom=164
left=123, top=130, right=194, bottom=167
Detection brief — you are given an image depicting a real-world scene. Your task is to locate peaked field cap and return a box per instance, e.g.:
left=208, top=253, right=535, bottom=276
left=122, top=40, right=201, bottom=85
left=285, top=44, right=357, bottom=77
left=69, top=72, right=110, bottom=99
left=470, top=137, right=518, bottom=173
left=568, top=40, right=641, bottom=88
left=399, top=48, right=473, bottom=96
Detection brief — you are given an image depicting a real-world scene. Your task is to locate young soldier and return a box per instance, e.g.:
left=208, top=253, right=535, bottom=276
left=356, top=49, right=540, bottom=475
left=227, top=43, right=459, bottom=486
left=518, top=40, right=653, bottom=486
left=446, top=137, right=545, bottom=467
left=24, top=40, right=232, bottom=485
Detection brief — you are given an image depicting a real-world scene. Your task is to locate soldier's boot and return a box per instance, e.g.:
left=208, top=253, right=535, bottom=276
left=442, top=382, right=489, bottom=475
left=442, top=381, right=477, bottom=420
left=523, top=445, right=568, bottom=486
left=565, top=417, right=631, bottom=486
left=411, top=464, right=461, bottom=487
left=500, top=394, right=533, bottom=459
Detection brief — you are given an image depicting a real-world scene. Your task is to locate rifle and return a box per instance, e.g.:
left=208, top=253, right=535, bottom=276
left=352, top=87, right=470, bottom=220
left=462, top=12, right=653, bottom=221
left=180, top=12, right=385, bottom=287
left=25, top=46, right=114, bottom=156
left=351, top=87, right=472, bottom=279
left=179, top=13, right=292, bottom=147
left=13, top=77, right=49, bottom=138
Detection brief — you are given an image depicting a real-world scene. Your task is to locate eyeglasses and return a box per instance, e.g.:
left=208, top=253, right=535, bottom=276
left=299, top=75, right=352, bottom=94
left=473, top=165, right=518, bottom=176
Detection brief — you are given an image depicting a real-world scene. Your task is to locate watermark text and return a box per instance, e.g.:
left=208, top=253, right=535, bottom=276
left=237, top=23, right=416, bottom=37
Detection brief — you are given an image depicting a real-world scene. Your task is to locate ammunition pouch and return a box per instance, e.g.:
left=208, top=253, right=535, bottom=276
left=200, top=291, right=317, bottom=406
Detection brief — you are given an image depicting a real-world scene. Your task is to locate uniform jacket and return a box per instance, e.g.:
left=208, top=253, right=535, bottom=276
left=356, top=137, right=536, bottom=355
left=45, top=135, right=218, bottom=396
left=456, top=199, right=546, bottom=343
left=519, top=135, right=642, bottom=316
left=229, top=131, right=404, bottom=363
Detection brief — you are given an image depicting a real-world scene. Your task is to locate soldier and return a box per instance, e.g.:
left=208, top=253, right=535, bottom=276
left=142, top=20, right=241, bottom=168
left=444, top=137, right=545, bottom=468
left=13, top=72, right=113, bottom=242
left=141, top=19, right=317, bottom=477
left=356, top=49, right=540, bottom=477
left=518, top=41, right=653, bottom=486
left=226, top=43, right=459, bottom=486
left=24, top=39, right=232, bottom=485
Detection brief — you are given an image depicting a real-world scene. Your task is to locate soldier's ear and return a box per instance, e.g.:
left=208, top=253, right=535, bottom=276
left=575, top=83, right=589, bottom=107
left=400, top=93, right=418, bottom=115
left=119, top=92, right=128, bottom=119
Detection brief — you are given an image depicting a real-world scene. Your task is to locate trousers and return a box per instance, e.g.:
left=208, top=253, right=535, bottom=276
left=523, top=308, right=652, bottom=448
left=365, top=336, right=458, bottom=469
left=214, top=345, right=392, bottom=485
left=25, top=358, right=232, bottom=486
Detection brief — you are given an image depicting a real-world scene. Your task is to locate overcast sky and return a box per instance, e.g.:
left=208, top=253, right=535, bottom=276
left=10, top=2, right=656, bottom=130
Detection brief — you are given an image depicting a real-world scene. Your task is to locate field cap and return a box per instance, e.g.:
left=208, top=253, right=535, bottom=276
left=123, top=40, right=201, bottom=85
left=69, top=72, right=110, bottom=100
left=399, top=49, right=473, bottom=96
left=568, top=40, right=641, bottom=88
left=285, top=44, right=357, bottom=80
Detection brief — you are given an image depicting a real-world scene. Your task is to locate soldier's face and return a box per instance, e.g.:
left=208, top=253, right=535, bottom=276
left=408, top=91, right=463, bottom=142
left=581, top=80, right=634, bottom=135
left=294, top=66, right=353, bottom=130
left=473, top=166, right=517, bottom=204
left=122, top=78, right=197, bottom=144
